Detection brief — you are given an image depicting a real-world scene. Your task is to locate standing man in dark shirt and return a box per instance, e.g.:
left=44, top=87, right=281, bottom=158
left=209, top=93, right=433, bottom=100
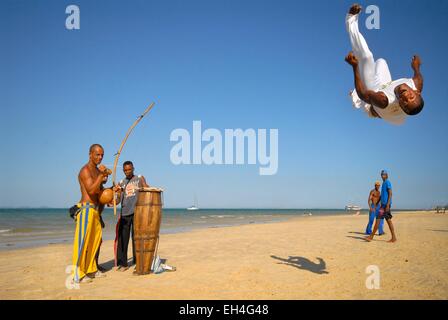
left=114, top=161, right=149, bottom=271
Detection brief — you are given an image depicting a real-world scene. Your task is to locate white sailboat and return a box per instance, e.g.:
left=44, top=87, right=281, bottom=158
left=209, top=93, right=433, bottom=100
left=187, top=195, right=199, bottom=211
left=345, top=205, right=362, bottom=211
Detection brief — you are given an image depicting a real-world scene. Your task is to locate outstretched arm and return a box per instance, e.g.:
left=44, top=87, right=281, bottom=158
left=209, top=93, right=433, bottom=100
left=411, top=55, right=423, bottom=93
left=345, top=52, right=389, bottom=109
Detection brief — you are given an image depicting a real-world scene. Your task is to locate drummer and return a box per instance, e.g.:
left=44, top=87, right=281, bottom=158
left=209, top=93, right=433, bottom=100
left=114, top=161, right=149, bottom=271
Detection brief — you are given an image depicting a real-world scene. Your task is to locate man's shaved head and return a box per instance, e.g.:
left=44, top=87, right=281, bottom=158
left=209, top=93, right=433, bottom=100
left=402, top=96, right=424, bottom=116
left=395, top=84, right=424, bottom=116
left=89, top=143, right=104, bottom=153
left=89, top=144, right=104, bottom=165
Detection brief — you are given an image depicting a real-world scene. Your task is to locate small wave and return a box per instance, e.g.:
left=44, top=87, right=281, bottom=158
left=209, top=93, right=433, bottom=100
left=10, top=228, right=36, bottom=233
left=2, top=230, right=71, bottom=237
left=0, top=229, right=11, bottom=233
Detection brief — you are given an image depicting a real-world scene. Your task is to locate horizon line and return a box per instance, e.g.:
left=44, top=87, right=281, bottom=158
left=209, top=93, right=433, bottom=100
left=0, top=206, right=436, bottom=211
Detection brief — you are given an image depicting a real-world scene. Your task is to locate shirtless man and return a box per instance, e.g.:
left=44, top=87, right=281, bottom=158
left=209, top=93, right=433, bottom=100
left=72, top=144, right=117, bottom=283
left=345, top=4, right=424, bottom=125
left=366, top=181, right=384, bottom=235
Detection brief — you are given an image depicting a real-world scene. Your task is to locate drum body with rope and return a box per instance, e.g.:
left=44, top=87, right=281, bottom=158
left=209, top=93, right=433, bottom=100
left=133, top=187, right=163, bottom=275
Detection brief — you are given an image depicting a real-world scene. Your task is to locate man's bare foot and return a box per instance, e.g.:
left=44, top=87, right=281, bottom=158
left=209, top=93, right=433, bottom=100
left=365, top=236, right=373, bottom=242
left=387, top=238, right=397, bottom=243
left=74, top=276, right=92, bottom=284
left=349, top=3, right=362, bottom=15
left=118, top=266, right=129, bottom=272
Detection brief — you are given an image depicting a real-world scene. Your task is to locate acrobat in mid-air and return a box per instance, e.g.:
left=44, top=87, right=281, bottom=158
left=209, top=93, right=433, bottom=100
left=345, top=4, right=424, bottom=125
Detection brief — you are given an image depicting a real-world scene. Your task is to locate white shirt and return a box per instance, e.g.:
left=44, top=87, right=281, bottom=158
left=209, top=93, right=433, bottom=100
left=351, top=78, right=416, bottom=125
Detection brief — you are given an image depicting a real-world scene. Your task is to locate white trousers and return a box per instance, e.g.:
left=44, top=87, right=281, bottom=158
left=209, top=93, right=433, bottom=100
left=346, top=14, right=392, bottom=90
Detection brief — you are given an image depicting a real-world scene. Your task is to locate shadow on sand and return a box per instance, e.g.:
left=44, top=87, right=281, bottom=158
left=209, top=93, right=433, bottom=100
left=348, top=231, right=386, bottom=236
left=98, top=257, right=135, bottom=272
left=347, top=232, right=390, bottom=242
left=270, top=255, right=329, bottom=274
left=99, top=257, right=167, bottom=272
left=98, top=259, right=116, bottom=272
left=346, top=235, right=370, bottom=241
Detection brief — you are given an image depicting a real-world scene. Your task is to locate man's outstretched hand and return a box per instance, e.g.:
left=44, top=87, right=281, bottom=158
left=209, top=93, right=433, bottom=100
left=345, top=51, right=358, bottom=67
left=411, top=55, right=421, bottom=71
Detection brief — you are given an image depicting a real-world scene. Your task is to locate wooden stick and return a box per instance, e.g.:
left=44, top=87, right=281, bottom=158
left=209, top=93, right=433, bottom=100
left=112, top=102, right=156, bottom=216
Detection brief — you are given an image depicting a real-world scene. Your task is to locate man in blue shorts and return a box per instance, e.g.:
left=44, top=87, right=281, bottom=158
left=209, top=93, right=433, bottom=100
left=366, top=181, right=384, bottom=235
left=366, top=170, right=397, bottom=243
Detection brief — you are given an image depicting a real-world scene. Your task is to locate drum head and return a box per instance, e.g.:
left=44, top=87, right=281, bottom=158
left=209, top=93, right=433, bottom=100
left=139, top=187, right=163, bottom=193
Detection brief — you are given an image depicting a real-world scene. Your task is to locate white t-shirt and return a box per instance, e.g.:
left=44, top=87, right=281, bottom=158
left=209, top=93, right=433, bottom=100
left=350, top=78, right=416, bottom=125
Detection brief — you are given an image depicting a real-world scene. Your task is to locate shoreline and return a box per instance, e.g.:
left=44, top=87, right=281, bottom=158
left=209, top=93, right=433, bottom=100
left=0, top=210, right=432, bottom=252
left=0, top=210, right=447, bottom=299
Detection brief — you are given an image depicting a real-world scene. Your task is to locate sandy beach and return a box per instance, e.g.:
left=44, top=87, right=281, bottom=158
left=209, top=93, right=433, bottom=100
left=0, top=211, right=447, bottom=300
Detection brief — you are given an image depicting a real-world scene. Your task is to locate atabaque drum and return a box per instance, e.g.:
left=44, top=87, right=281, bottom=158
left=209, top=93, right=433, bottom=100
left=133, top=187, right=163, bottom=275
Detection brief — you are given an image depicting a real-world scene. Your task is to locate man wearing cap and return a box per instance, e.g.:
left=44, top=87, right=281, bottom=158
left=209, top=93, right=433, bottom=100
left=366, top=170, right=397, bottom=243
left=366, top=181, right=384, bottom=235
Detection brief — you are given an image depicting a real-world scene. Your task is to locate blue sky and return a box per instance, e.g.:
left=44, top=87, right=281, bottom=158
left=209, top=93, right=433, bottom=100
left=0, top=0, right=447, bottom=209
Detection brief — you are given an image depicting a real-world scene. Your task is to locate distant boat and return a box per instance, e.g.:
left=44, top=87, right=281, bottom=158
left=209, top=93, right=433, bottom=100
left=345, top=205, right=362, bottom=211
left=187, top=195, right=199, bottom=211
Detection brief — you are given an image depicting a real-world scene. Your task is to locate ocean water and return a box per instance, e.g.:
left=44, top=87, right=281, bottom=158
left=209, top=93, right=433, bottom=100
left=0, top=208, right=357, bottom=250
